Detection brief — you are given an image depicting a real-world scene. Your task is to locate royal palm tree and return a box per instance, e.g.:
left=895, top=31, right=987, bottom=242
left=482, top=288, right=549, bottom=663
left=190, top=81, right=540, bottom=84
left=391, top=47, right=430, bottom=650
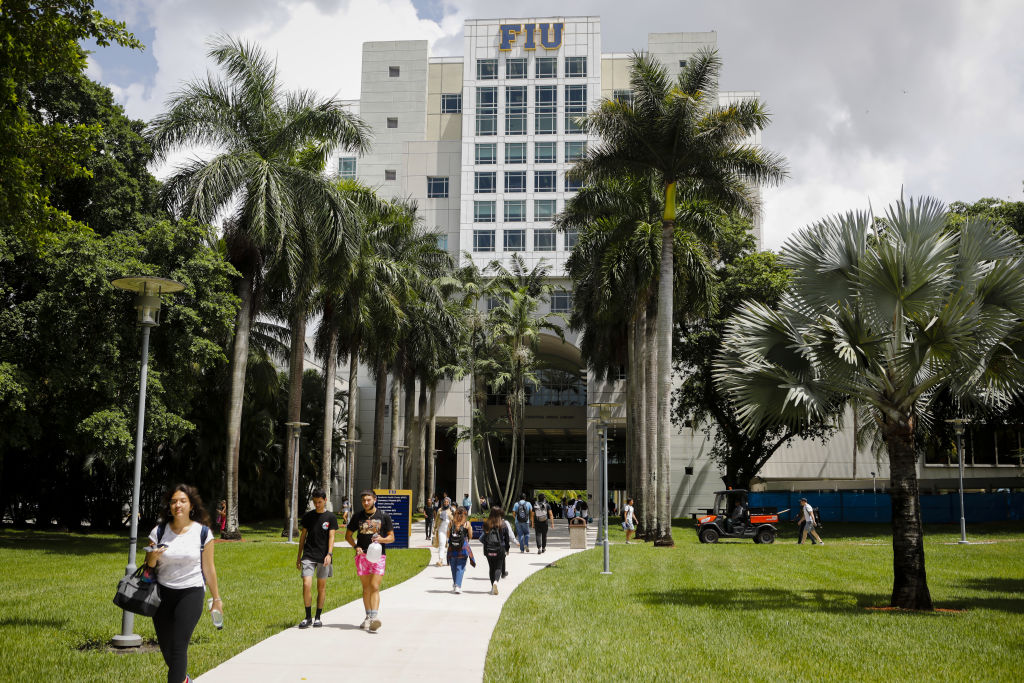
left=575, top=50, right=786, bottom=544
left=147, top=36, right=370, bottom=537
left=716, top=196, right=1024, bottom=610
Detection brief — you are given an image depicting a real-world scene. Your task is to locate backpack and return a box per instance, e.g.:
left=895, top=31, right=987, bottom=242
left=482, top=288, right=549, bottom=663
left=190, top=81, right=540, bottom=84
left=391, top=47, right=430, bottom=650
left=566, top=503, right=576, bottom=519
left=515, top=502, right=530, bottom=523
left=482, top=527, right=503, bottom=554
left=534, top=502, right=548, bottom=522
left=447, top=525, right=466, bottom=551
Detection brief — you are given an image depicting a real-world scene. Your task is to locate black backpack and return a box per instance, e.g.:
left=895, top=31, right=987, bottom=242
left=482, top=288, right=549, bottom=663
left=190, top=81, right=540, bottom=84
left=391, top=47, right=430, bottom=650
left=447, top=525, right=466, bottom=551
left=482, top=527, right=503, bottom=554
left=516, top=502, right=530, bottom=522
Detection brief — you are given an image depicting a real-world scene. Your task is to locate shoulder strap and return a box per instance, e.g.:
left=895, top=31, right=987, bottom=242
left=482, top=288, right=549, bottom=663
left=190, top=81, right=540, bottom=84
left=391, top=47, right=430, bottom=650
left=157, top=521, right=167, bottom=543
left=199, top=525, right=210, bottom=586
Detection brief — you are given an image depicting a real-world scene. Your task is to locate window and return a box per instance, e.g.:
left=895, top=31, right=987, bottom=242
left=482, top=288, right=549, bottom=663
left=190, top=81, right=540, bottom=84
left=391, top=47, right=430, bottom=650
left=506, top=58, right=527, bottom=79
left=550, top=290, right=573, bottom=313
left=535, top=170, right=556, bottom=193
left=565, top=84, right=587, bottom=133
left=505, top=86, right=526, bottom=135
left=476, top=87, right=497, bottom=136
left=534, top=141, right=556, bottom=164
left=534, top=228, right=556, bottom=251
left=475, top=142, right=496, bottom=165
left=387, top=117, right=398, bottom=129
left=505, top=142, right=526, bottom=164
left=426, top=176, right=449, bottom=198
left=384, top=169, right=397, bottom=181
left=504, top=171, right=526, bottom=193
left=338, top=157, right=356, bottom=178
left=565, top=228, right=579, bottom=249
left=565, top=174, right=583, bottom=192
left=565, top=140, right=587, bottom=162
left=441, top=93, right=462, bottom=113
left=477, top=59, right=497, bottom=80
left=474, top=229, right=496, bottom=251
left=389, top=66, right=400, bottom=77
left=504, top=199, right=526, bottom=222
left=504, top=228, right=526, bottom=251
left=535, top=85, right=556, bottom=135
left=436, top=234, right=448, bottom=251
left=474, top=171, right=496, bottom=194
left=679, top=59, right=688, bottom=68
left=474, top=201, right=496, bottom=223
left=536, top=56, right=557, bottom=78
left=613, top=89, right=633, bottom=106
left=565, top=56, right=587, bottom=78
left=487, top=295, right=502, bottom=311
left=534, top=199, right=556, bottom=221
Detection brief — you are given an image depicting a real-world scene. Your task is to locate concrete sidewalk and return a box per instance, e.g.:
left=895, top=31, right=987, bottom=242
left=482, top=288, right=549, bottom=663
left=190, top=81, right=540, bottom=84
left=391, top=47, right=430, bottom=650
left=197, top=519, right=596, bottom=682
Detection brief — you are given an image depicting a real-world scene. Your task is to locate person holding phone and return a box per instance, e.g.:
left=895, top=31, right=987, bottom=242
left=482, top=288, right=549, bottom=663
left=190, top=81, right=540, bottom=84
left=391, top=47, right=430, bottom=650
left=145, top=484, right=221, bottom=683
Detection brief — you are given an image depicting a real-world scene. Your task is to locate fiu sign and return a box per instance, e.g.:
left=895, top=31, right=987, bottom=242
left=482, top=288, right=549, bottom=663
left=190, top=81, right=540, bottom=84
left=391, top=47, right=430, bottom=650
left=498, top=23, right=564, bottom=51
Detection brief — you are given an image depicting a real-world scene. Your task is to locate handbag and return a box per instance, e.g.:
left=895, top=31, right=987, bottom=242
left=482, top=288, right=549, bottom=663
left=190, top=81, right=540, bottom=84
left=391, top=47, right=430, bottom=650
left=113, top=564, right=161, bottom=617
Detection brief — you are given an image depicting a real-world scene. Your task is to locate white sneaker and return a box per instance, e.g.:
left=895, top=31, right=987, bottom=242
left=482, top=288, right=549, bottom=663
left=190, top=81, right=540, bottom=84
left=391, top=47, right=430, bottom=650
left=359, top=617, right=372, bottom=630
left=491, top=582, right=499, bottom=595
left=369, top=617, right=382, bottom=633
left=455, top=585, right=462, bottom=594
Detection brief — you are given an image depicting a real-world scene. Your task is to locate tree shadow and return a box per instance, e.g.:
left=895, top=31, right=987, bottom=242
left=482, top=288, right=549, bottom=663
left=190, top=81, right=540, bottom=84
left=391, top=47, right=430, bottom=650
left=960, top=577, right=1024, bottom=594
left=0, top=616, right=67, bottom=628
left=0, top=533, right=127, bottom=556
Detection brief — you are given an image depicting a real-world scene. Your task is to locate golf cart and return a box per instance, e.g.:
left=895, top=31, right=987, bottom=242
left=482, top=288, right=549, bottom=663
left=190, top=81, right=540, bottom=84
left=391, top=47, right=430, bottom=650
left=695, top=489, right=779, bottom=544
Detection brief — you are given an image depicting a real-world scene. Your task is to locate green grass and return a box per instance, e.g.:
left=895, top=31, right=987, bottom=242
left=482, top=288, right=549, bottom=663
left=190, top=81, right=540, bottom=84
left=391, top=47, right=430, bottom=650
left=0, top=522, right=429, bottom=682
left=485, top=520, right=1024, bottom=682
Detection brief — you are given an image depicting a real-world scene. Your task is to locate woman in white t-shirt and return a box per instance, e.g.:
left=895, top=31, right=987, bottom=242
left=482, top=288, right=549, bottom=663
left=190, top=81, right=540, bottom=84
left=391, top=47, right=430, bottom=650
left=434, top=498, right=452, bottom=566
left=145, top=484, right=222, bottom=683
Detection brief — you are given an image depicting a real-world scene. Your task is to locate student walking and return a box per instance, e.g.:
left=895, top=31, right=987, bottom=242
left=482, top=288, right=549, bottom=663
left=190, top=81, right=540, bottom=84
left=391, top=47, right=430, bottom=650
left=345, top=490, right=395, bottom=633
left=565, top=498, right=577, bottom=526
left=532, top=494, right=551, bottom=553
left=433, top=497, right=453, bottom=566
left=512, top=493, right=532, bottom=552
left=481, top=506, right=509, bottom=594
left=446, top=506, right=474, bottom=593
left=798, top=497, right=824, bottom=545
left=295, top=488, right=337, bottom=628
left=622, top=497, right=638, bottom=543
left=145, top=484, right=221, bottom=683
left=424, top=496, right=437, bottom=540
left=501, top=516, right=513, bottom=578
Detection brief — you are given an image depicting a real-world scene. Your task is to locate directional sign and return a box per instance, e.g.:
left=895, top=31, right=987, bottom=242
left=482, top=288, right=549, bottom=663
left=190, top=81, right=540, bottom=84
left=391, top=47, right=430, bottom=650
left=373, top=489, right=412, bottom=549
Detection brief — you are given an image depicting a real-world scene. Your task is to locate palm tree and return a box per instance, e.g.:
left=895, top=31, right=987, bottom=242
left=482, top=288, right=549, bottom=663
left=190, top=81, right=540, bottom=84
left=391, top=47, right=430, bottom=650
left=575, top=49, right=786, bottom=544
left=147, top=36, right=370, bottom=537
left=716, top=196, right=1024, bottom=610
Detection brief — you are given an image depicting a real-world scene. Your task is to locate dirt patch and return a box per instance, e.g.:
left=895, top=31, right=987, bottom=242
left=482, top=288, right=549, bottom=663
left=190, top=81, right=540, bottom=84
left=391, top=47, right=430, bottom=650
left=78, top=638, right=161, bottom=654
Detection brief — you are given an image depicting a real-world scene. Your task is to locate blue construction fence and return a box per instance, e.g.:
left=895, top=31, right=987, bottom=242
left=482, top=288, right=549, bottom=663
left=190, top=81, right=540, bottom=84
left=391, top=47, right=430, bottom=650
left=748, top=491, right=1024, bottom=524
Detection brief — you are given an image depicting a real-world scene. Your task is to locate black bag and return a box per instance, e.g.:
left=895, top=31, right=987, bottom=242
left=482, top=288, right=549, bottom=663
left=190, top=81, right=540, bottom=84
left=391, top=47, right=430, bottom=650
left=113, top=564, right=161, bottom=617
left=482, top=527, right=503, bottom=554
left=516, top=503, right=530, bottom=523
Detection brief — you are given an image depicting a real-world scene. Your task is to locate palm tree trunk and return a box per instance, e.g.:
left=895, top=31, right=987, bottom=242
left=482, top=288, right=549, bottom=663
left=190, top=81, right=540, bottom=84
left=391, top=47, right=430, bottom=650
left=388, top=360, right=401, bottom=489
left=346, top=349, right=359, bottom=503
left=885, top=415, right=933, bottom=610
left=403, top=370, right=416, bottom=492
left=644, top=303, right=658, bottom=540
left=427, top=382, right=437, bottom=499
left=321, top=314, right=339, bottom=505
left=222, top=272, right=254, bottom=540
left=655, top=184, right=676, bottom=547
left=625, top=313, right=635, bottom=515
left=371, top=361, right=387, bottom=488
left=416, top=379, right=428, bottom=511
left=634, top=305, right=649, bottom=538
left=283, top=311, right=306, bottom=536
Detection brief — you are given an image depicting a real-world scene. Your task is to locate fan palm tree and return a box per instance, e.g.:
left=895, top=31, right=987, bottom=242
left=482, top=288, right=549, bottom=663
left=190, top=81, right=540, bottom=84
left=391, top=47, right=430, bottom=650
left=147, top=36, right=370, bottom=537
left=575, top=49, right=786, bottom=544
left=716, top=196, right=1024, bottom=610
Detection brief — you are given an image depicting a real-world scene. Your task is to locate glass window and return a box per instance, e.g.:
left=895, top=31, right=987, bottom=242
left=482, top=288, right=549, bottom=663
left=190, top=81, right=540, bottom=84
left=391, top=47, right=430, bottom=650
left=476, top=87, right=497, bottom=136
left=504, top=200, right=526, bottom=222
left=474, top=171, right=496, bottom=194
left=535, top=85, right=556, bottom=135
left=505, top=86, right=527, bottom=136
left=477, top=59, right=497, bottom=80
left=565, top=174, right=583, bottom=192
left=474, top=201, right=496, bottom=223
left=384, top=169, right=397, bottom=181
left=505, top=142, right=526, bottom=164
left=389, top=66, right=400, bottom=77
left=534, top=199, right=556, bottom=221
left=505, top=171, right=526, bottom=193
left=534, top=228, right=556, bottom=251
left=534, top=141, right=556, bottom=164
left=565, top=56, right=587, bottom=78
left=679, top=59, right=688, bottom=68
left=565, top=141, right=587, bottom=162
left=436, top=234, right=448, bottom=251
left=506, top=58, right=527, bottom=79
left=565, top=228, right=579, bottom=249
left=535, top=170, right=556, bottom=193
left=338, top=157, right=356, bottom=178
left=474, top=229, right=496, bottom=251
left=504, top=228, right=526, bottom=251
left=426, top=176, right=449, bottom=198
left=441, top=93, right=462, bottom=113
left=613, top=89, right=633, bottom=106
left=487, top=295, right=502, bottom=311
left=475, top=143, right=496, bottom=165
left=387, top=117, right=398, bottom=129
left=550, top=290, right=573, bottom=313
left=536, top=56, right=557, bottom=78
left=565, top=84, right=587, bottom=133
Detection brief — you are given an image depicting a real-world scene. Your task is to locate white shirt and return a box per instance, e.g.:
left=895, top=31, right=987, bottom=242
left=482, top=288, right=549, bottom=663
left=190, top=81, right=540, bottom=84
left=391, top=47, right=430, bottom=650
left=437, top=508, right=451, bottom=534
left=623, top=504, right=635, bottom=523
left=802, top=503, right=815, bottom=525
left=149, top=522, right=213, bottom=589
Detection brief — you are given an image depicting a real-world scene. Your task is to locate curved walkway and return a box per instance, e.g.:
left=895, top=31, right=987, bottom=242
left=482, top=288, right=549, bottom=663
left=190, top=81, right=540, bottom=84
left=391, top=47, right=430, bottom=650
left=197, top=520, right=596, bottom=682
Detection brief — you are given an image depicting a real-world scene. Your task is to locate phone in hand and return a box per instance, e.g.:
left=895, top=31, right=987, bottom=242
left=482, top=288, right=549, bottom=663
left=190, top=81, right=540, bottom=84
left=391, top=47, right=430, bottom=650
left=145, top=543, right=168, bottom=552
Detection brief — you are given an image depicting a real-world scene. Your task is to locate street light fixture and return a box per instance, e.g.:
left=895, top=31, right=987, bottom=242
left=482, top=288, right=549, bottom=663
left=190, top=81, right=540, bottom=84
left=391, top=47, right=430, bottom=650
left=395, top=445, right=410, bottom=489
left=344, top=439, right=361, bottom=507
left=285, top=421, right=310, bottom=544
left=110, top=276, right=185, bottom=649
left=946, top=418, right=970, bottom=544
left=589, top=402, right=618, bottom=576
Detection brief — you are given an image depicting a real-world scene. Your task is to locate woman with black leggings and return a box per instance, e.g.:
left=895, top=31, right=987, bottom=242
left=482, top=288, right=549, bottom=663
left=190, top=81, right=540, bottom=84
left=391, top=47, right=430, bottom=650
left=146, top=484, right=222, bottom=683
left=481, top=507, right=510, bottom=594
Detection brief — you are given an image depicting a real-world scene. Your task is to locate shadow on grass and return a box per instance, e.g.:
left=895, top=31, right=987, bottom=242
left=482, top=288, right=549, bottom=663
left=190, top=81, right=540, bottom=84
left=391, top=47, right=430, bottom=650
left=959, top=577, right=1024, bottom=594
left=0, top=532, right=127, bottom=556
left=0, top=616, right=67, bottom=628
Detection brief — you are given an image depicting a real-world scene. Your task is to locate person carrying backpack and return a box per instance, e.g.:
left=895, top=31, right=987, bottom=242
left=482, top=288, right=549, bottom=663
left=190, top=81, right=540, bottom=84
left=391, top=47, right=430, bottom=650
left=565, top=498, right=576, bottom=527
left=532, top=493, right=551, bottom=554
left=512, top=493, right=533, bottom=553
left=481, top=506, right=509, bottom=594
left=445, top=506, right=474, bottom=593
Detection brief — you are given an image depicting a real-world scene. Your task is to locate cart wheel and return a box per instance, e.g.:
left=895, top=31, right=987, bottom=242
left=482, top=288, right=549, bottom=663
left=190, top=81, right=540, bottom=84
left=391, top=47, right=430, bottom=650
left=699, top=527, right=720, bottom=544
left=756, top=528, right=775, bottom=544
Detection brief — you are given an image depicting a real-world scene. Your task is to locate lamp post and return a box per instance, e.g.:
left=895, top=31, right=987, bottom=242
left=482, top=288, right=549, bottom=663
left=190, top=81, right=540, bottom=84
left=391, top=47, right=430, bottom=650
left=110, top=276, right=184, bottom=648
left=396, top=445, right=409, bottom=489
left=344, top=439, right=361, bottom=507
left=589, top=402, right=618, bottom=575
left=946, top=418, right=970, bottom=544
left=871, top=471, right=876, bottom=495
left=285, top=421, right=310, bottom=544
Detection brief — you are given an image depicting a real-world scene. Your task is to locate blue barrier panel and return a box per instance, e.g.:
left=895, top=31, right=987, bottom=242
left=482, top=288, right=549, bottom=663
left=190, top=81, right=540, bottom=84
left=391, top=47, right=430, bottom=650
left=1012, top=492, right=1024, bottom=521
left=753, top=491, right=1021, bottom=524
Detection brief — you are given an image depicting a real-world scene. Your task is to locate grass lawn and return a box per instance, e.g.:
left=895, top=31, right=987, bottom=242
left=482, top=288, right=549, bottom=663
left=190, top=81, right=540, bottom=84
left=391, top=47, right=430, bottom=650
left=0, top=522, right=429, bottom=682
left=486, top=520, right=1024, bottom=682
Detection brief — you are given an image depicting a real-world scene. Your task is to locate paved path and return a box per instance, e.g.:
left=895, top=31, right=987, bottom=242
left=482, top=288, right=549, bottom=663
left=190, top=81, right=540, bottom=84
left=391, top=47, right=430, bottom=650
left=198, top=519, right=596, bottom=682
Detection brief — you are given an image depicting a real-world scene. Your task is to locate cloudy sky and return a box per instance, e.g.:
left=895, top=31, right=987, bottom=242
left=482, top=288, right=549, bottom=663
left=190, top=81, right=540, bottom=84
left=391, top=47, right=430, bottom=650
left=86, top=0, right=1024, bottom=249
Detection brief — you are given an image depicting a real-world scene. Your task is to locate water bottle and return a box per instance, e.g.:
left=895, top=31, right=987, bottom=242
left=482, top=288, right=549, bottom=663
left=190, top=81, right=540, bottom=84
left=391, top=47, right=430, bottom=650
left=365, top=541, right=383, bottom=564
left=208, top=598, right=223, bottom=630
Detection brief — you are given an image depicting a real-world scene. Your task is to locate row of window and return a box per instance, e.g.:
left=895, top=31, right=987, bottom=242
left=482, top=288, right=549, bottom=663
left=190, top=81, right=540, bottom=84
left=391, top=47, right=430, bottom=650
left=475, top=141, right=586, bottom=165
left=477, top=56, right=586, bottom=81
left=472, top=228, right=578, bottom=252
left=475, top=84, right=587, bottom=136
left=488, top=291, right=573, bottom=314
left=472, top=169, right=583, bottom=194
left=471, top=198, right=561, bottom=221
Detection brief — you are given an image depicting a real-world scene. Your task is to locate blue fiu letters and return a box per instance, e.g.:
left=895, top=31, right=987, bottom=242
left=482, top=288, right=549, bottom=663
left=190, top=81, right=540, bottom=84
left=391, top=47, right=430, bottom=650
left=499, top=22, right=563, bottom=51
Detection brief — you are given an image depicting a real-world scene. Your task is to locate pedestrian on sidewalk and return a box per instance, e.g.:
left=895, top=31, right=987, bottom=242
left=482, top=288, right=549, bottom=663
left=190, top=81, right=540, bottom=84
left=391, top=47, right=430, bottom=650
left=345, top=490, right=395, bottom=633
left=512, top=493, right=532, bottom=552
left=296, top=489, right=337, bottom=629
left=501, top=516, right=513, bottom=578
left=462, top=492, right=472, bottom=512
left=565, top=498, right=576, bottom=527
left=622, top=497, right=638, bottom=544
left=446, top=506, right=474, bottom=593
left=532, top=494, right=551, bottom=553
left=797, top=497, right=824, bottom=545
left=481, top=506, right=509, bottom=594
left=433, top=497, right=452, bottom=566
left=424, top=496, right=437, bottom=540
left=340, top=496, right=351, bottom=526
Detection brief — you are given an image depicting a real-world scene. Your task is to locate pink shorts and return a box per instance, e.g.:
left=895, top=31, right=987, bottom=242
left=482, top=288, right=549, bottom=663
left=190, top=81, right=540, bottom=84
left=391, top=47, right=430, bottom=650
left=355, top=552, right=387, bottom=576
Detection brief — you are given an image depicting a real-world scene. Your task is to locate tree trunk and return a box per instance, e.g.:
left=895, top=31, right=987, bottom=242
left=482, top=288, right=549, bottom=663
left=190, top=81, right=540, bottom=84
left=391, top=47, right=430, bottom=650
left=427, top=382, right=437, bottom=500
left=415, top=378, right=427, bottom=511
left=634, top=305, right=649, bottom=538
left=283, top=311, right=306, bottom=536
left=371, top=361, right=387, bottom=488
left=222, top=272, right=254, bottom=540
left=403, top=370, right=416, bottom=493
left=655, top=185, right=676, bottom=547
left=346, top=350, right=359, bottom=503
left=625, top=310, right=636, bottom=518
left=643, top=303, right=659, bottom=540
left=321, top=314, right=338, bottom=506
left=885, top=415, right=933, bottom=610
left=388, top=360, right=401, bottom=489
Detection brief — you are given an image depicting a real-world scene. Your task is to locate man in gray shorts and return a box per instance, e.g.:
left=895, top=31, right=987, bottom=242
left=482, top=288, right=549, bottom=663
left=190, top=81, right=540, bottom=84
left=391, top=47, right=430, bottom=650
left=296, top=488, right=338, bottom=628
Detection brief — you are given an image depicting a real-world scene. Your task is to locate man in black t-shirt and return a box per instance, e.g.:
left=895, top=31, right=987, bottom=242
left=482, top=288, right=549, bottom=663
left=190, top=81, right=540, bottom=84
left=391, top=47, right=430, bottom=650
left=345, top=490, right=394, bottom=633
left=295, top=489, right=338, bottom=628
